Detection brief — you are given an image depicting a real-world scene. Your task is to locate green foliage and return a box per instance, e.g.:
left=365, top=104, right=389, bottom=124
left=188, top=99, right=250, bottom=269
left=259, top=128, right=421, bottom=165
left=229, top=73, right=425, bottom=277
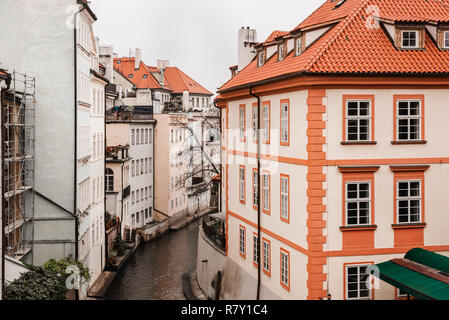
left=3, top=265, right=66, bottom=300
left=3, top=256, right=90, bottom=300
left=43, top=256, right=90, bottom=281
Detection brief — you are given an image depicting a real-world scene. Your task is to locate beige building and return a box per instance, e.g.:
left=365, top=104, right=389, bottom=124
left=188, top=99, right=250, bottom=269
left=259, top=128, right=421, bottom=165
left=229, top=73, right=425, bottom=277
left=197, top=0, right=449, bottom=300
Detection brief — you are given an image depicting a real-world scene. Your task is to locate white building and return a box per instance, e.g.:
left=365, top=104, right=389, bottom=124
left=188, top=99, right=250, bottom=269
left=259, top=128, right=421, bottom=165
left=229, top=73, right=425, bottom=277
left=0, top=0, right=106, bottom=297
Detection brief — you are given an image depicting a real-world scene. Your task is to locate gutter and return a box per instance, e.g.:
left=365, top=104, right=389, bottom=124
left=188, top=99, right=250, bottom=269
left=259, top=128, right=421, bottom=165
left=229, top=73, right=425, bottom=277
left=249, top=87, right=261, bottom=300
left=1, top=72, right=11, bottom=299
left=74, top=4, right=85, bottom=301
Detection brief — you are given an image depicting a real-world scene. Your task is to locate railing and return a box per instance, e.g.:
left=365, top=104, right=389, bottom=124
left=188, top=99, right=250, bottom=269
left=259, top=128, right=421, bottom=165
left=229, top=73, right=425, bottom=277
left=202, top=218, right=226, bottom=252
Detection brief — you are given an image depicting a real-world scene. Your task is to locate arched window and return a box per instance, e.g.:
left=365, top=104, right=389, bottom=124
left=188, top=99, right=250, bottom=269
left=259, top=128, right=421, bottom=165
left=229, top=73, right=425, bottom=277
left=105, top=168, right=114, bottom=192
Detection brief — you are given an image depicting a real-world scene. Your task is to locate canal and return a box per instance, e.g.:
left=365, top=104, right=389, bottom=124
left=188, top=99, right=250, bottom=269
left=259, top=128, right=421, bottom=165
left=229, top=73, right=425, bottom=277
left=105, top=220, right=199, bottom=300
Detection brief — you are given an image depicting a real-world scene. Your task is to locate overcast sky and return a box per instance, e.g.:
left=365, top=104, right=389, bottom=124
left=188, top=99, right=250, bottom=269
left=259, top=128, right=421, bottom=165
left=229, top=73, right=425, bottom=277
left=90, top=0, right=324, bottom=95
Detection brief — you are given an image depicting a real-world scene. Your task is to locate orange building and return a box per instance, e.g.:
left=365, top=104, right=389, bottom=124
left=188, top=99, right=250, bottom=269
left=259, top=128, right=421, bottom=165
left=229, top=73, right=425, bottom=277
left=212, top=0, right=449, bottom=300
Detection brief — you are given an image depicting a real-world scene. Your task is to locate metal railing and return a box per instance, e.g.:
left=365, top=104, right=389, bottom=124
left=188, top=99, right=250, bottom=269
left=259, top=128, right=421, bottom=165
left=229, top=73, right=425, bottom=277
left=202, top=218, right=225, bottom=252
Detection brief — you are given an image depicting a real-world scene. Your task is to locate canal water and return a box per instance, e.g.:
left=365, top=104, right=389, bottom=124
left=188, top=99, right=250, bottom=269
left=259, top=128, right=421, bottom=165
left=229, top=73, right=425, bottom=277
left=105, top=220, right=199, bottom=300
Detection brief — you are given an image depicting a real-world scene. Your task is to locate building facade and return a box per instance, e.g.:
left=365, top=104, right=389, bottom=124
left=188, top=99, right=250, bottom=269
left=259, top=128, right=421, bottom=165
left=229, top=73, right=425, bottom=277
left=204, top=0, right=449, bottom=300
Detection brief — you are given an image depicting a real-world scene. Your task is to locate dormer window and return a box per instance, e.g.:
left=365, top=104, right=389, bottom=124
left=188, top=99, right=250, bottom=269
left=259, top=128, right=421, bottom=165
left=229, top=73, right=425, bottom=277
left=295, top=37, right=302, bottom=56
left=258, top=50, right=265, bottom=67
left=278, top=43, right=285, bottom=61
left=129, top=74, right=133, bottom=78
left=143, top=74, right=148, bottom=79
left=116, top=60, right=121, bottom=64
left=401, top=30, right=419, bottom=49
left=444, top=31, right=449, bottom=48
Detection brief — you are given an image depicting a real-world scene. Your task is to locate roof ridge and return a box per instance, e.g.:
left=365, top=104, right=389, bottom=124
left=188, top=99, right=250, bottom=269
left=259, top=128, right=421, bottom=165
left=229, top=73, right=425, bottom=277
left=304, top=0, right=370, bottom=72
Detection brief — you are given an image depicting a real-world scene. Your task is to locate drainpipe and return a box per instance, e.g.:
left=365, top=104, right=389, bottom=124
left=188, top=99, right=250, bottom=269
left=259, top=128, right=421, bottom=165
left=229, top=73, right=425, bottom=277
left=1, top=73, right=11, bottom=299
left=249, top=87, right=261, bottom=300
left=104, top=86, right=107, bottom=269
left=213, top=101, right=222, bottom=213
left=74, top=4, right=85, bottom=301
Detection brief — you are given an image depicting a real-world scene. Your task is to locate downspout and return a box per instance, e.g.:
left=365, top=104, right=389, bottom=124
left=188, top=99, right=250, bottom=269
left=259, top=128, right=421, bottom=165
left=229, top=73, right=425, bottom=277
left=104, top=86, right=107, bottom=268
left=74, top=4, right=85, bottom=301
left=120, top=163, right=124, bottom=236
left=249, top=86, right=261, bottom=300
left=1, top=73, right=11, bottom=299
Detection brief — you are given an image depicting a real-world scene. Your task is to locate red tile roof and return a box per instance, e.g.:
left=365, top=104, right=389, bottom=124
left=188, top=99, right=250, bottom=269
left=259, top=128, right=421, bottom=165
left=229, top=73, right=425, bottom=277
left=0, top=69, right=9, bottom=79
left=164, top=67, right=213, bottom=95
left=219, top=0, right=449, bottom=92
left=260, top=30, right=289, bottom=45
left=114, top=58, right=162, bottom=89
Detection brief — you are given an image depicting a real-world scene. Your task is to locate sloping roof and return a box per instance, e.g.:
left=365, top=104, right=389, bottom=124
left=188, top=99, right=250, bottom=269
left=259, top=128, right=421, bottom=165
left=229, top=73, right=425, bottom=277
left=375, top=248, right=449, bottom=300
left=113, top=58, right=162, bottom=90
left=260, top=30, right=289, bottom=45
left=0, top=69, right=9, bottom=80
left=164, top=67, right=213, bottom=95
left=219, top=0, right=449, bottom=92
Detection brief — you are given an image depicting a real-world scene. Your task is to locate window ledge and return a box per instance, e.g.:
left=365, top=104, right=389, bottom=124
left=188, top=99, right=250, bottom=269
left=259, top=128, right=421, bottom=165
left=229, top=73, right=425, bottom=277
left=341, top=141, right=377, bottom=145
left=391, top=223, right=427, bottom=229
left=391, top=140, right=427, bottom=145
left=340, top=225, right=377, bottom=231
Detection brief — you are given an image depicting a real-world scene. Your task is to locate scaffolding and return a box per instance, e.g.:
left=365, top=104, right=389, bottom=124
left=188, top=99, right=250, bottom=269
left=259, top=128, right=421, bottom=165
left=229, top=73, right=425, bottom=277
left=1, top=71, right=35, bottom=262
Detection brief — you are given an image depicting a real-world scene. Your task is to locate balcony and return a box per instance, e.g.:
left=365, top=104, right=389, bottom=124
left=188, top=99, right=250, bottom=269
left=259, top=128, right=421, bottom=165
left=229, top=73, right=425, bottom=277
left=106, top=145, right=130, bottom=161
left=106, top=105, right=153, bottom=121
left=201, top=213, right=226, bottom=253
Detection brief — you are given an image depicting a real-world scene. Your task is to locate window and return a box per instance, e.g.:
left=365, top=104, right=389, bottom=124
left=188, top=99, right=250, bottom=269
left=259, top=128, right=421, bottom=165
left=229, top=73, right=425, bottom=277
left=239, top=166, right=245, bottom=204
left=239, top=226, right=246, bottom=258
left=345, top=182, right=371, bottom=226
left=262, top=172, right=270, bottom=214
left=263, top=239, right=271, bottom=276
left=131, top=129, right=135, bottom=145
left=253, top=234, right=259, bottom=266
left=280, top=99, right=289, bottom=145
left=149, top=128, right=153, bottom=143
left=136, top=160, right=139, bottom=176
left=262, top=102, right=270, bottom=143
left=129, top=74, right=133, bottom=78
left=105, top=168, right=114, bottom=192
left=136, top=190, right=140, bottom=203
left=396, top=100, right=422, bottom=141
left=145, top=129, right=148, bottom=144
left=345, top=264, right=371, bottom=300
left=131, top=191, right=135, bottom=204
left=258, top=50, right=265, bottom=67
left=402, top=30, right=418, bottom=49
left=239, top=104, right=246, bottom=141
left=280, top=249, right=290, bottom=291
left=445, top=31, right=449, bottom=48
left=143, top=74, right=148, bottom=79
left=252, top=103, right=258, bottom=142
left=252, top=169, right=258, bottom=209
left=397, top=180, right=422, bottom=224
left=397, top=288, right=408, bottom=298
left=278, top=43, right=284, bottom=61
left=280, top=175, right=289, bottom=223
left=345, top=100, right=372, bottom=141
left=295, top=37, right=302, bottom=56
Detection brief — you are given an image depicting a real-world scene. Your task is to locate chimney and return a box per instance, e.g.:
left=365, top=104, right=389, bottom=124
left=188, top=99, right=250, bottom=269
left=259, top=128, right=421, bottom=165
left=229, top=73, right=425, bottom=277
left=99, top=45, right=114, bottom=82
left=229, top=65, right=238, bottom=78
left=157, top=59, right=169, bottom=70
left=238, top=27, right=258, bottom=71
left=135, top=48, right=141, bottom=70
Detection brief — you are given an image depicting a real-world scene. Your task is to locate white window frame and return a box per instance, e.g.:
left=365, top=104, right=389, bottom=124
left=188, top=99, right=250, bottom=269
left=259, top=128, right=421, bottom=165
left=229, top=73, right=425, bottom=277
left=281, top=251, right=289, bottom=287
left=401, top=30, right=419, bottom=49
left=295, top=37, right=302, bottom=56
left=239, top=227, right=246, bottom=256
left=262, top=173, right=270, bottom=212
left=444, top=31, right=449, bottom=49
left=239, top=106, right=245, bottom=140
left=345, top=181, right=371, bottom=226
left=253, top=234, right=259, bottom=265
left=346, top=100, right=371, bottom=141
left=253, top=170, right=258, bottom=208
left=280, top=102, right=289, bottom=143
left=280, top=176, right=289, bottom=221
left=263, top=240, right=270, bottom=273
left=396, top=100, right=421, bottom=141
left=252, top=105, right=258, bottom=141
left=105, top=169, right=114, bottom=192
left=278, top=43, right=284, bottom=61
left=239, top=167, right=245, bottom=202
left=396, top=179, right=422, bottom=224
left=258, top=51, right=265, bottom=67
left=345, top=264, right=372, bottom=300
left=262, top=104, right=270, bottom=142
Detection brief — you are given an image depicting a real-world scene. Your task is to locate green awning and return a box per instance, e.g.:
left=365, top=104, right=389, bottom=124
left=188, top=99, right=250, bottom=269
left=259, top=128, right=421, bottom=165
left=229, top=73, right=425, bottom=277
left=374, top=248, right=449, bottom=300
